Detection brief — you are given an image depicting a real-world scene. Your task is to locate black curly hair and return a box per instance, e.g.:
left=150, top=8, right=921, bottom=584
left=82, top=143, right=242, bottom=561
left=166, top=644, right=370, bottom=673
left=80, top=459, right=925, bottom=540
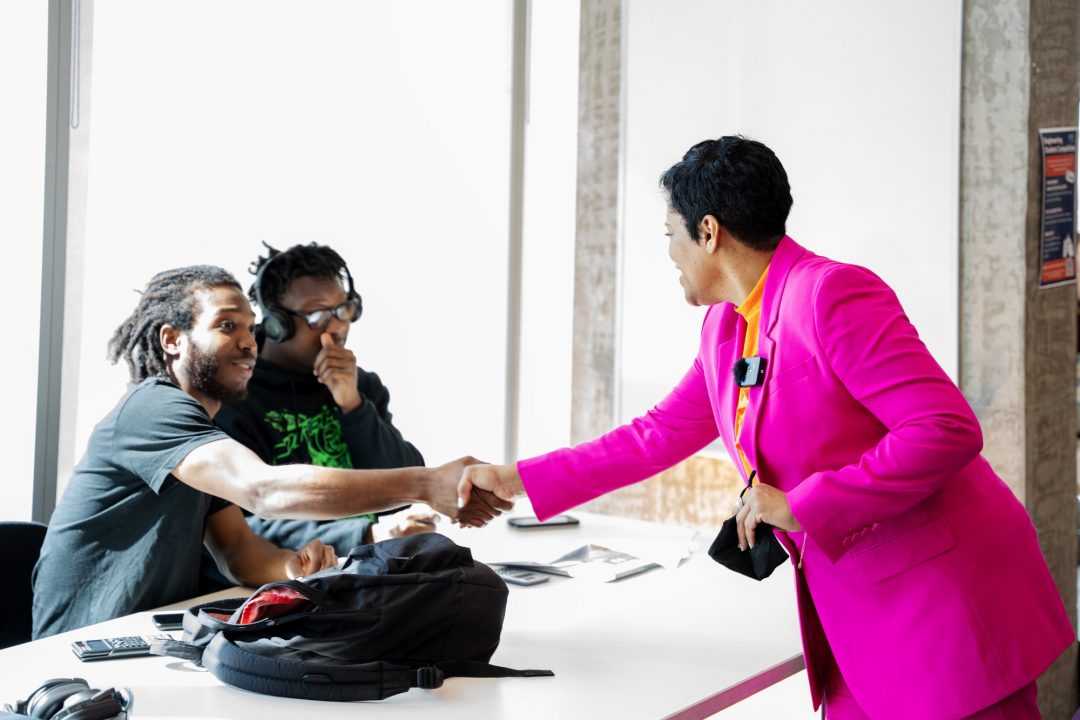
left=107, top=265, right=242, bottom=382
left=249, top=242, right=351, bottom=310
left=660, top=136, right=792, bottom=251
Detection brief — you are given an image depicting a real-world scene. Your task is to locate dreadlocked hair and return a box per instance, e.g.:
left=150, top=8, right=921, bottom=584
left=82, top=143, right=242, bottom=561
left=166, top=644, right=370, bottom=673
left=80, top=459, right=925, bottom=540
left=107, top=265, right=242, bottom=383
left=249, top=241, right=351, bottom=308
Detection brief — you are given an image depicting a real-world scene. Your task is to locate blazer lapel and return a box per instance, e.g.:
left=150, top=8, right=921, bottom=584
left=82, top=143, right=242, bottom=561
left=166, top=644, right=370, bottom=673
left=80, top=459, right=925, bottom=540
left=726, top=332, right=745, bottom=475
left=739, top=236, right=807, bottom=479
left=738, top=335, right=771, bottom=475
left=705, top=309, right=744, bottom=474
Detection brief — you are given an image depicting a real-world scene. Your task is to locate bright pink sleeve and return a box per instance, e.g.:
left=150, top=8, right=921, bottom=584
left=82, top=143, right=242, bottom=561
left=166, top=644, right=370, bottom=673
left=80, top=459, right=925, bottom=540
left=517, top=357, right=720, bottom=520
left=785, top=264, right=983, bottom=562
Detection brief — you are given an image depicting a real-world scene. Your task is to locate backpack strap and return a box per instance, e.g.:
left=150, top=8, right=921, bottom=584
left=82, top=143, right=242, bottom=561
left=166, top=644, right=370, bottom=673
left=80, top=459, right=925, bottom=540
left=147, top=596, right=251, bottom=667
left=202, top=635, right=552, bottom=702
left=435, top=660, right=554, bottom=680
left=149, top=638, right=205, bottom=665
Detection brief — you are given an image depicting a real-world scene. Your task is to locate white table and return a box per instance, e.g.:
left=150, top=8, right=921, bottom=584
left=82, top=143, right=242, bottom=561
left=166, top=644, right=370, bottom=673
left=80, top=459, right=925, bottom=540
left=0, top=512, right=804, bottom=719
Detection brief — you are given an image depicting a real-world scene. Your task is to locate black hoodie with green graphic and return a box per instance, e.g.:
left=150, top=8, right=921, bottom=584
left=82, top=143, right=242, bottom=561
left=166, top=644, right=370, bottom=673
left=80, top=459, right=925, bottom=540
left=214, top=358, right=424, bottom=554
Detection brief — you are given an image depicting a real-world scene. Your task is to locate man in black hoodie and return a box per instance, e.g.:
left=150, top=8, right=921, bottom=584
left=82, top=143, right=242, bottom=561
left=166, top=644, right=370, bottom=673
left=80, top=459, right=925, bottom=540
left=215, top=243, right=435, bottom=555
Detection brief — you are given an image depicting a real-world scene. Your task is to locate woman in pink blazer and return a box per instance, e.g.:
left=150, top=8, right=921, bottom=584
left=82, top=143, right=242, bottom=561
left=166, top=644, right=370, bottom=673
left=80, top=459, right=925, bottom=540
left=460, top=137, right=1073, bottom=719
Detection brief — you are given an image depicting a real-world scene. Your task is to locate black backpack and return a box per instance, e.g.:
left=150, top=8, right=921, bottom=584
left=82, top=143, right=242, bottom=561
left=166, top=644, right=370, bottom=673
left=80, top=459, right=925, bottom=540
left=154, top=533, right=552, bottom=701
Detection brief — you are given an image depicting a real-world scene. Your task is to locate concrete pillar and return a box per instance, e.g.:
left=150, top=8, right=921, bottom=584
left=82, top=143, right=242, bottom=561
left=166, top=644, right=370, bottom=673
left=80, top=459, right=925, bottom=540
left=570, top=0, right=621, bottom=445
left=960, top=1, right=1078, bottom=716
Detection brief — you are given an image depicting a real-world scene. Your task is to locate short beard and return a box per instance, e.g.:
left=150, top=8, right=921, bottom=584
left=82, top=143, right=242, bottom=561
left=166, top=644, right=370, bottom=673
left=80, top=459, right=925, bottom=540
left=187, top=341, right=248, bottom=403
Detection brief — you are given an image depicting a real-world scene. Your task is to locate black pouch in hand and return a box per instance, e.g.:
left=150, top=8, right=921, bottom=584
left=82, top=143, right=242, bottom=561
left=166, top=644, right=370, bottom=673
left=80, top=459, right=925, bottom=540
left=706, top=470, right=789, bottom=581
left=707, top=516, right=788, bottom=580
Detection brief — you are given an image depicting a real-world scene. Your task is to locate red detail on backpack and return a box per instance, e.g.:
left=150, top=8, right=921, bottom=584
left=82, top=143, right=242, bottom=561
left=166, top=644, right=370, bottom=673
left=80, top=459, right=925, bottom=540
left=238, top=586, right=311, bottom=625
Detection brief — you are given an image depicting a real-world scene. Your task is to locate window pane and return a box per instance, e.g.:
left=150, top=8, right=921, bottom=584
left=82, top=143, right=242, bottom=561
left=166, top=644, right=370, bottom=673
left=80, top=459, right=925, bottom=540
left=66, top=1, right=511, bottom=494
left=0, top=1, right=48, bottom=520
left=517, top=1, right=579, bottom=458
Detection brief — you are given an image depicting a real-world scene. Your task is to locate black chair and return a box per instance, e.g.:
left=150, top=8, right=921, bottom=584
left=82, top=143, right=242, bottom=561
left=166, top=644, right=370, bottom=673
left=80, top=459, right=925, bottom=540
left=0, top=520, right=47, bottom=648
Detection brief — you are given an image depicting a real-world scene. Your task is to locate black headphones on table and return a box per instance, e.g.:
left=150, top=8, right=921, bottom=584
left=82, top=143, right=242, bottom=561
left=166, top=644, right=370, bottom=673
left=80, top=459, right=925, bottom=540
left=251, top=245, right=363, bottom=344
left=4, top=678, right=130, bottom=720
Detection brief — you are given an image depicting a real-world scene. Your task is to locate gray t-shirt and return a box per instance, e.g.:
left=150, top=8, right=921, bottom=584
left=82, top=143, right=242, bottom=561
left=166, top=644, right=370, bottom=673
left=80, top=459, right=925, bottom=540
left=32, top=378, right=231, bottom=638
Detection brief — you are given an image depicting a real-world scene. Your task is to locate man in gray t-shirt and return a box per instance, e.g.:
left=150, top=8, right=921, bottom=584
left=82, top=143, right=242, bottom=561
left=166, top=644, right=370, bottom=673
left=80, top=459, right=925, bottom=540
left=32, top=265, right=507, bottom=638
left=34, top=379, right=236, bottom=637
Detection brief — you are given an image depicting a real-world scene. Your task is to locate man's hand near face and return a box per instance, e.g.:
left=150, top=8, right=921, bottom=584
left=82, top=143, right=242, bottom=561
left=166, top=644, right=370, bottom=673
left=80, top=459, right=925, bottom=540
left=315, top=332, right=363, bottom=412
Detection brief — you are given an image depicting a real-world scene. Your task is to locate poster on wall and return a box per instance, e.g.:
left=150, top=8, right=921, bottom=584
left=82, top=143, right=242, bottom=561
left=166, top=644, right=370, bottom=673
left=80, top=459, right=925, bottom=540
left=1038, top=127, right=1077, bottom=288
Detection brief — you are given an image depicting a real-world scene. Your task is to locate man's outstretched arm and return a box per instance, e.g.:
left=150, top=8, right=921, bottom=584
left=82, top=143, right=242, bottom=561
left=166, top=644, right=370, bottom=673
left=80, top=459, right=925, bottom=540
left=174, top=437, right=494, bottom=522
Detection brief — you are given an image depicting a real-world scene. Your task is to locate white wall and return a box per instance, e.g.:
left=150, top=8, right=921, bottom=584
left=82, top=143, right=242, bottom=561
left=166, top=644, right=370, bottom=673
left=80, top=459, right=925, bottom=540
left=0, top=1, right=48, bottom=520
left=618, top=0, right=963, bottom=442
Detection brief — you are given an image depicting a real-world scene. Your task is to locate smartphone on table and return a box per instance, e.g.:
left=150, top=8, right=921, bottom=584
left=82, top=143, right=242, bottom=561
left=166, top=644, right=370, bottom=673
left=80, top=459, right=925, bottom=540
left=151, top=612, right=185, bottom=631
left=507, top=514, right=579, bottom=529
left=71, top=634, right=172, bottom=661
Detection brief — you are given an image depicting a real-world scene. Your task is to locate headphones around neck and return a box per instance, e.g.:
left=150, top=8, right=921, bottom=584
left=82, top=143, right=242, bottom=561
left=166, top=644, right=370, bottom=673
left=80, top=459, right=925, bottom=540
left=4, top=678, right=130, bottom=720
left=251, top=246, right=363, bottom=344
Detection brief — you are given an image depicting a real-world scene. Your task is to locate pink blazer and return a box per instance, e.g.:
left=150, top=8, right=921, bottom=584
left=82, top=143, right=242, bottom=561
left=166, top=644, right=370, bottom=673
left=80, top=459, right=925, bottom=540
left=518, top=237, right=1072, bottom=719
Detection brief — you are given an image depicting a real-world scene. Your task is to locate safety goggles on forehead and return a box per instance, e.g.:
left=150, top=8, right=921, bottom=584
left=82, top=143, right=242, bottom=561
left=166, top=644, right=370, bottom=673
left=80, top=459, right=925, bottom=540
left=279, top=298, right=362, bottom=330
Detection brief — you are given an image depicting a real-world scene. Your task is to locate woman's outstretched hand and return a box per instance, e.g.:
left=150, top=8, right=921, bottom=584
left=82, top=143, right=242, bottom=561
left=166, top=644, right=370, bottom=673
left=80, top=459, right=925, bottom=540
left=457, top=464, right=525, bottom=527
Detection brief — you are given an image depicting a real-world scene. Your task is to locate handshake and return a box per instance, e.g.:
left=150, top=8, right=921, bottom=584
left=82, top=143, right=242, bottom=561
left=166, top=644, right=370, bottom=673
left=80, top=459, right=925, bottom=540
left=286, top=460, right=527, bottom=580
left=422, top=458, right=527, bottom=528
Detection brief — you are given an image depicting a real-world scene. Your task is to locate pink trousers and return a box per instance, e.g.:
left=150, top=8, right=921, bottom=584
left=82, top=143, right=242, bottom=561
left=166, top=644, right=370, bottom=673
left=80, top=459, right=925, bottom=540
left=824, top=655, right=1040, bottom=719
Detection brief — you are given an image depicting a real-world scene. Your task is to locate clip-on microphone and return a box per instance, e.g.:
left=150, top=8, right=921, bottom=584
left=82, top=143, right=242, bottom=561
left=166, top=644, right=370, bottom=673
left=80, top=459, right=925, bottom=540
left=733, top=356, right=767, bottom=387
